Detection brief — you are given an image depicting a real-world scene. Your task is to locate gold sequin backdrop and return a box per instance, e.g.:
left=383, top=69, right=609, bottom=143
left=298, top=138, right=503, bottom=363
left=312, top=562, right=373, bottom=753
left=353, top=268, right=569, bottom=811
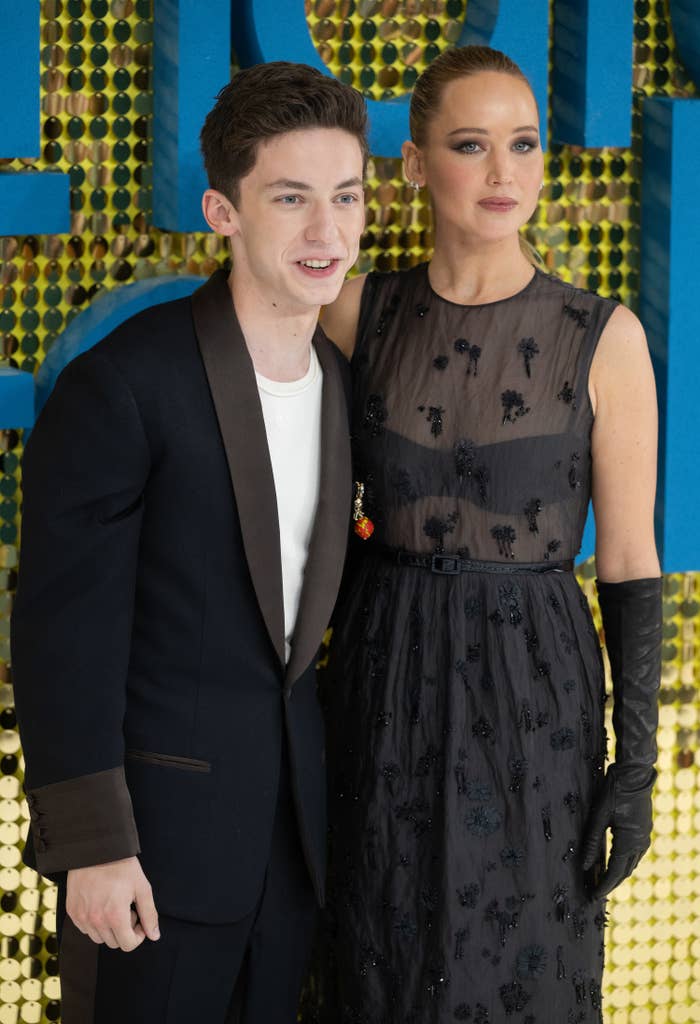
left=0, top=1, right=697, bottom=1021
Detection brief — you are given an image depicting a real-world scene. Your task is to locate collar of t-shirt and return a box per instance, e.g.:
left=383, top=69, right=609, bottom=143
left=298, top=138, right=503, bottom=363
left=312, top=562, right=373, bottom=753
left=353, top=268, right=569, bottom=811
left=255, top=344, right=320, bottom=396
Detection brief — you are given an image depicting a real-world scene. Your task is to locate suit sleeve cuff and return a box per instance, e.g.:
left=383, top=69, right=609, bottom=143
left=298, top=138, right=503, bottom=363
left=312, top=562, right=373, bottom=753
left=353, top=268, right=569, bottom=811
left=25, top=765, right=140, bottom=876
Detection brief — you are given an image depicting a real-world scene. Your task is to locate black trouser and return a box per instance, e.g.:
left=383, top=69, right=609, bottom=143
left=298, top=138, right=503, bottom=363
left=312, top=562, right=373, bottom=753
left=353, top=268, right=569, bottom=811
left=57, top=757, right=317, bottom=1024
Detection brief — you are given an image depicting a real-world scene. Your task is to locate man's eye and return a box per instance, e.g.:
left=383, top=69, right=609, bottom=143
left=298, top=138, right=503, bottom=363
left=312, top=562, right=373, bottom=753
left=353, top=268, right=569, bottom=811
left=336, top=194, right=359, bottom=204
left=278, top=195, right=300, bottom=204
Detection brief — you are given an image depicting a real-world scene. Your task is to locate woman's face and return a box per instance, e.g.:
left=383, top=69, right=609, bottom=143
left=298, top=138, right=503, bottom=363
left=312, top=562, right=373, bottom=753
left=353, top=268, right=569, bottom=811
left=406, top=70, right=544, bottom=246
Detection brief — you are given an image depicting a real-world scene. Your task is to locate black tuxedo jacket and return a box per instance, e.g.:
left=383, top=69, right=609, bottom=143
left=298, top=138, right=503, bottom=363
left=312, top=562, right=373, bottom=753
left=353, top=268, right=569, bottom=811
left=11, top=270, right=352, bottom=923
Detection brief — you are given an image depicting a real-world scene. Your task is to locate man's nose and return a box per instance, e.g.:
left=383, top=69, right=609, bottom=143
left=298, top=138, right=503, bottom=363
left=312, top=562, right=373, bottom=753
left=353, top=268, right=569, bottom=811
left=304, top=203, right=341, bottom=243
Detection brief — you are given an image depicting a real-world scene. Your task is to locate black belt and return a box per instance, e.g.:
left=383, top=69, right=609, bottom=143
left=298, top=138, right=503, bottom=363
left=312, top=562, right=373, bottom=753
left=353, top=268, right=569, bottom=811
left=378, top=547, right=573, bottom=576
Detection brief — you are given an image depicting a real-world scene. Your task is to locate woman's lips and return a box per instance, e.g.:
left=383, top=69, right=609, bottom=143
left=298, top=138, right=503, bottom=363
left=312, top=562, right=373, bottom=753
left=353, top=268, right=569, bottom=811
left=478, top=198, right=518, bottom=212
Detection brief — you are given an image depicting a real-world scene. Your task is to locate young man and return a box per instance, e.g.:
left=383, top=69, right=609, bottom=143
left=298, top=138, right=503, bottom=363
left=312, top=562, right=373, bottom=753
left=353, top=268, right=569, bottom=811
left=12, top=62, right=367, bottom=1023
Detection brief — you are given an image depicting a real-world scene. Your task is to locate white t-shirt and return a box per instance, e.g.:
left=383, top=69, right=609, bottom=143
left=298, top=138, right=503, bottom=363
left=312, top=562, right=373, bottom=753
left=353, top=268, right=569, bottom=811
left=256, top=346, right=323, bottom=662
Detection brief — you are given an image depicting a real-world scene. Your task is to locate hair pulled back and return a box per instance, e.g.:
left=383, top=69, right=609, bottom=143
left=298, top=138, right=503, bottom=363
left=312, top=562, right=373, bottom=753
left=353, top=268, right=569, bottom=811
left=409, top=45, right=534, bottom=147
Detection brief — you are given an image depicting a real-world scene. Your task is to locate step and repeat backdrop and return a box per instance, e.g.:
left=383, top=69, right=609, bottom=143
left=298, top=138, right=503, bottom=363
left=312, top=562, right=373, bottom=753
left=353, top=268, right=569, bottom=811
left=0, top=1, right=698, bottom=1021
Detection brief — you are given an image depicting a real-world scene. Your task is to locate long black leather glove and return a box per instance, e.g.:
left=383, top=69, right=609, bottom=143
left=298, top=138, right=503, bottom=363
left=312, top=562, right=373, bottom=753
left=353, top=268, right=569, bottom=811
left=582, top=577, right=662, bottom=899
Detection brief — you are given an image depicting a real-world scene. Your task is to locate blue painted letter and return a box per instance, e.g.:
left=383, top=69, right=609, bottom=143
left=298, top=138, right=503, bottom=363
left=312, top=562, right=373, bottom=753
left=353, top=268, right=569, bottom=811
left=235, top=0, right=549, bottom=156
left=640, top=98, right=700, bottom=571
left=152, top=0, right=231, bottom=232
left=0, top=0, right=69, bottom=236
left=551, top=0, right=634, bottom=147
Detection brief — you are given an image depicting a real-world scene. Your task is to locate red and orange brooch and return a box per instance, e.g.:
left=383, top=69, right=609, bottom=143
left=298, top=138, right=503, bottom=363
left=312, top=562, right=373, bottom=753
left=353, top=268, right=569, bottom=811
left=353, top=481, right=374, bottom=540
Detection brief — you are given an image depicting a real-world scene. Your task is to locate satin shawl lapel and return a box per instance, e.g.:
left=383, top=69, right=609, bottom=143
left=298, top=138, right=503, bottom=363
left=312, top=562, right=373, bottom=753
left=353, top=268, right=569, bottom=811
left=191, top=271, right=285, bottom=668
left=285, top=331, right=352, bottom=688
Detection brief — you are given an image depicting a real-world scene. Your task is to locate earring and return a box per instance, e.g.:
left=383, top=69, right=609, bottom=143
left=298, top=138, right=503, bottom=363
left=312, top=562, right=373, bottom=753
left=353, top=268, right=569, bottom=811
left=353, top=481, right=374, bottom=540
left=408, top=180, right=421, bottom=192
left=539, top=181, right=545, bottom=191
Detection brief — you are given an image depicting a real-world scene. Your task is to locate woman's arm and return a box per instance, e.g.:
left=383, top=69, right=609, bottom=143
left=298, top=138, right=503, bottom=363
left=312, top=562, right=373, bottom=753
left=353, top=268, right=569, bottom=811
left=320, top=273, right=367, bottom=359
left=589, top=303, right=660, bottom=580
left=583, top=304, right=662, bottom=898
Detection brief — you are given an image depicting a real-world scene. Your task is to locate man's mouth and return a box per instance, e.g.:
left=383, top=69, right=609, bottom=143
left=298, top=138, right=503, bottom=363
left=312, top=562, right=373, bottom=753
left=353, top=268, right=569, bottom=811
left=299, top=259, right=334, bottom=269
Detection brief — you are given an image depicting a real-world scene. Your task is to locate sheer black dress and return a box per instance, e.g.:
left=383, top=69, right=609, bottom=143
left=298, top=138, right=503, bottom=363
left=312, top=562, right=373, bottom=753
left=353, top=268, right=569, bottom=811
left=304, top=263, right=618, bottom=1024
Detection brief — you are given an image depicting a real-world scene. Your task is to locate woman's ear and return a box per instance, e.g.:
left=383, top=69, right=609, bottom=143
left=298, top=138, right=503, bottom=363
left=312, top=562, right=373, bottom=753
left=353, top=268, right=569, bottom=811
left=201, top=188, right=239, bottom=237
left=401, top=140, right=425, bottom=189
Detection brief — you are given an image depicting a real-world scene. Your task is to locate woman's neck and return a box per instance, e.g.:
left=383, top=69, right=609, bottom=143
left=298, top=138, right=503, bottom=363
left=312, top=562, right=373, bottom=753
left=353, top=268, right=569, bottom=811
left=428, top=231, right=536, bottom=306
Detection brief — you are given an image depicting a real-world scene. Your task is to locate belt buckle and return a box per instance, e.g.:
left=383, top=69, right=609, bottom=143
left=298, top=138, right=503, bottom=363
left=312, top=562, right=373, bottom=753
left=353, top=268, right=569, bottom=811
left=430, top=554, right=460, bottom=575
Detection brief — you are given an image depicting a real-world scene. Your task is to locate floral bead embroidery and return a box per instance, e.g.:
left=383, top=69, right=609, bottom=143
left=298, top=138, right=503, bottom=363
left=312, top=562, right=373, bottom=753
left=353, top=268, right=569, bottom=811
left=557, top=380, right=577, bottom=408
left=517, top=337, right=539, bottom=377
left=418, top=404, right=445, bottom=436
left=569, top=452, right=582, bottom=489
left=563, top=303, right=590, bottom=328
left=424, top=511, right=459, bottom=552
left=454, top=338, right=481, bottom=375
left=466, top=345, right=481, bottom=376
left=516, top=944, right=548, bottom=979
left=491, top=525, right=516, bottom=559
left=457, top=882, right=481, bottom=908
left=545, top=539, right=562, bottom=560
left=499, top=980, right=531, bottom=1014
left=501, top=390, right=530, bottom=424
left=466, top=805, right=502, bottom=837
left=524, top=498, right=543, bottom=533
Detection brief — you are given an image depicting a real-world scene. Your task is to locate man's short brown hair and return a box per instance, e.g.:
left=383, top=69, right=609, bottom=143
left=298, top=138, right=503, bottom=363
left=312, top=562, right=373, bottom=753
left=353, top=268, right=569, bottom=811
left=200, top=62, right=369, bottom=206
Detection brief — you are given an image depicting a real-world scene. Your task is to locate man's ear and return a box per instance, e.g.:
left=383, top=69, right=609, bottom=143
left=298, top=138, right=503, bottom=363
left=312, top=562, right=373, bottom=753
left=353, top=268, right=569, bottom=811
left=401, top=140, right=425, bottom=189
left=201, top=188, right=239, bottom=237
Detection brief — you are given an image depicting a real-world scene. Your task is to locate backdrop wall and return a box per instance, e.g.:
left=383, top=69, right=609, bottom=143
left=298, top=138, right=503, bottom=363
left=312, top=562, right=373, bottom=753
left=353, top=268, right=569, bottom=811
left=0, top=2, right=698, bottom=1022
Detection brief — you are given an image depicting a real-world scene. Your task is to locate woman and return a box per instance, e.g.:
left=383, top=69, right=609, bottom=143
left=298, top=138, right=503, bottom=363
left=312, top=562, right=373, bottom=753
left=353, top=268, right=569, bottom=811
left=308, top=46, right=661, bottom=1023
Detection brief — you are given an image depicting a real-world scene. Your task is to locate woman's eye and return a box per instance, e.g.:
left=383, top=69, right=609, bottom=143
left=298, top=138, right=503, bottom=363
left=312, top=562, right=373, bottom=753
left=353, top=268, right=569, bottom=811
left=456, top=141, right=481, bottom=154
left=513, top=139, right=538, bottom=152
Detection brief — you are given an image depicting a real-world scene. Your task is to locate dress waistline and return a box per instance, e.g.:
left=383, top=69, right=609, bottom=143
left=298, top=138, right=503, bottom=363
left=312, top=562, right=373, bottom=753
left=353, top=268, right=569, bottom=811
left=373, top=546, right=574, bottom=576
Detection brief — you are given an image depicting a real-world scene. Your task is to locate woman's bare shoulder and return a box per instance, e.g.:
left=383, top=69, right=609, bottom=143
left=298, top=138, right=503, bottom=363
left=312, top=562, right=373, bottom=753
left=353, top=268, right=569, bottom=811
left=589, top=303, right=651, bottom=410
left=320, top=273, right=368, bottom=359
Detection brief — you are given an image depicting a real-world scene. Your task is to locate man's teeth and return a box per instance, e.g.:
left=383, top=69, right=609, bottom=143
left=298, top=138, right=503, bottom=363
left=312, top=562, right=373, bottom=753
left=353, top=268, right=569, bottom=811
left=301, top=259, right=333, bottom=269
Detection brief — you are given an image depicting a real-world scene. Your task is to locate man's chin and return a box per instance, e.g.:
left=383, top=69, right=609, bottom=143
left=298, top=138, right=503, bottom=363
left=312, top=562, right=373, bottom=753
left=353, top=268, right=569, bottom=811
left=297, top=271, right=347, bottom=307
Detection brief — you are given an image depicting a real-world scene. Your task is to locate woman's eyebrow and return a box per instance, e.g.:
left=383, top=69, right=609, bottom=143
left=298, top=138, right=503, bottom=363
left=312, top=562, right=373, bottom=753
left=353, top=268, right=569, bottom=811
left=447, top=124, right=538, bottom=137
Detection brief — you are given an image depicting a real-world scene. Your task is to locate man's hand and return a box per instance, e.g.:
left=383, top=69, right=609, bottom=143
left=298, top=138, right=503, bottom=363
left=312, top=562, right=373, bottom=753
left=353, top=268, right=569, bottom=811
left=66, top=856, right=160, bottom=952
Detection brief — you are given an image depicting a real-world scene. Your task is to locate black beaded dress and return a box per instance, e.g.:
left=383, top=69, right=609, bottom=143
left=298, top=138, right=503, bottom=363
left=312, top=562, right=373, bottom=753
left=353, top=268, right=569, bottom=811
left=305, top=263, right=618, bottom=1024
